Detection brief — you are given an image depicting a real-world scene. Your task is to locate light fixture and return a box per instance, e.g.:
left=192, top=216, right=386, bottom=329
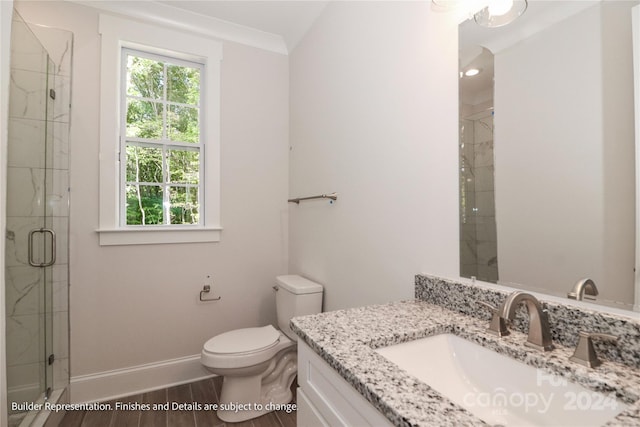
left=488, top=0, right=513, bottom=16
left=430, top=0, right=461, bottom=12
left=464, top=68, right=481, bottom=77
left=474, top=0, right=527, bottom=28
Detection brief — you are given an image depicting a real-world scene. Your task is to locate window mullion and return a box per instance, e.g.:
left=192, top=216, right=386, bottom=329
left=127, top=94, right=197, bottom=109
left=162, top=62, right=168, bottom=141
left=126, top=137, right=200, bottom=150
left=162, top=145, right=171, bottom=224
left=162, top=63, right=170, bottom=226
left=120, top=51, right=129, bottom=228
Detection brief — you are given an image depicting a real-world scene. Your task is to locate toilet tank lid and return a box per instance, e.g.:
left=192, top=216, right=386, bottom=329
left=276, top=275, right=323, bottom=295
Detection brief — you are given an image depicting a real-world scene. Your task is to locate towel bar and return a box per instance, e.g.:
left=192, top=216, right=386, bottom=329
left=288, top=192, right=337, bottom=204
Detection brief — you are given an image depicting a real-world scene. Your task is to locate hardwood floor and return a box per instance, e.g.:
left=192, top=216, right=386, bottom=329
left=59, top=377, right=297, bottom=427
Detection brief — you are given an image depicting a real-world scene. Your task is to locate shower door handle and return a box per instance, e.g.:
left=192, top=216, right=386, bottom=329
left=28, top=228, right=56, bottom=267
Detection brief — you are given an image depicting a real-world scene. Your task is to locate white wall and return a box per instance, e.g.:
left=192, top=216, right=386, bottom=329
left=494, top=3, right=635, bottom=303
left=15, top=0, right=289, bottom=401
left=289, top=1, right=460, bottom=311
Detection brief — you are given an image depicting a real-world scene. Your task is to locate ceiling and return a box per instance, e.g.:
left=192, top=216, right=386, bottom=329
left=158, top=1, right=329, bottom=52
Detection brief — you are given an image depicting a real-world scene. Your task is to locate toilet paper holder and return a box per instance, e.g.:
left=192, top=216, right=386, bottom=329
left=200, top=285, right=221, bottom=302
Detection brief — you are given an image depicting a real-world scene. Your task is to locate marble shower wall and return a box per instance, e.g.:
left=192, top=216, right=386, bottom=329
left=5, top=12, right=71, bottom=407
left=459, top=112, right=498, bottom=283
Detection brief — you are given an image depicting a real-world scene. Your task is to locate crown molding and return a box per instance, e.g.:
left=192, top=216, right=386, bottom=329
left=66, top=0, right=288, bottom=55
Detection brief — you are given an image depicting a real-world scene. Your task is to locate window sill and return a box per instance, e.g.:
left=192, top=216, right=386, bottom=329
left=97, top=227, right=222, bottom=246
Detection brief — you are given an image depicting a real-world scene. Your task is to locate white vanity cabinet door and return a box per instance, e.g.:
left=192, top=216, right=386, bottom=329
left=297, top=388, right=330, bottom=426
left=297, top=340, right=394, bottom=427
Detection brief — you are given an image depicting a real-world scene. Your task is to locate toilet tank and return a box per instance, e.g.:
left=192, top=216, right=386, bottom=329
left=275, top=275, right=323, bottom=340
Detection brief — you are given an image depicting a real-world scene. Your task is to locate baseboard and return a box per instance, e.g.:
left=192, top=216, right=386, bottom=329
left=70, top=354, right=214, bottom=403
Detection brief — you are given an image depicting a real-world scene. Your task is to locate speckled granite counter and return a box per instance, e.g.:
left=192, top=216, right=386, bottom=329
left=291, top=299, right=640, bottom=426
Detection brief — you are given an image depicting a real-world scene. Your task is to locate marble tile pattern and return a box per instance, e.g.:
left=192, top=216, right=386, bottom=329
left=416, top=274, right=640, bottom=369
left=291, top=290, right=640, bottom=425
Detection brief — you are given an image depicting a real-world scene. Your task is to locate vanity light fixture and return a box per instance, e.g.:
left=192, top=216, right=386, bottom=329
left=474, top=0, right=527, bottom=28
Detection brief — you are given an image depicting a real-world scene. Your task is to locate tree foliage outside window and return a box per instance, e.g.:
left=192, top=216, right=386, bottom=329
left=122, top=50, right=203, bottom=226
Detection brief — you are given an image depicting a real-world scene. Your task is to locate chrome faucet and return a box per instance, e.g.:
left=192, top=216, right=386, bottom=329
left=567, top=278, right=598, bottom=301
left=498, top=291, right=554, bottom=352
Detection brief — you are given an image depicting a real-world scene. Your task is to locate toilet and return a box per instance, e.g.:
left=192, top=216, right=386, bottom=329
left=201, top=275, right=323, bottom=423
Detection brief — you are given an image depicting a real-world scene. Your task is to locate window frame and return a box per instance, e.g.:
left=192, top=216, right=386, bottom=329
left=98, top=14, right=222, bottom=245
left=120, top=48, right=205, bottom=228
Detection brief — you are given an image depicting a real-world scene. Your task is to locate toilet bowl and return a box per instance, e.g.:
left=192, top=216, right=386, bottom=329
left=200, top=275, right=323, bottom=423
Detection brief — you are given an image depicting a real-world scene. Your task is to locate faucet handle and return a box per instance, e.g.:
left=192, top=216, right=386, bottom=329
left=569, top=331, right=618, bottom=368
left=477, top=301, right=510, bottom=337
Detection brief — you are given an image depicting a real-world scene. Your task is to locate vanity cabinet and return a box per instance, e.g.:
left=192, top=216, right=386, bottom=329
left=296, top=340, right=393, bottom=427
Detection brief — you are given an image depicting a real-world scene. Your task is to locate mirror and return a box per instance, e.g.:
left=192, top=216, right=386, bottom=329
left=458, top=0, right=640, bottom=311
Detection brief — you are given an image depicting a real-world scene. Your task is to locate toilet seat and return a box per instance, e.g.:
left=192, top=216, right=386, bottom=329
left=204, top=325, right=280, bottom=355
left=201, top=325, right=294, bottom=369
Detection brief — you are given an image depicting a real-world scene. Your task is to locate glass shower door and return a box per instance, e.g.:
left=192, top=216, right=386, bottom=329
left=5, top=11, right=55, bottom=417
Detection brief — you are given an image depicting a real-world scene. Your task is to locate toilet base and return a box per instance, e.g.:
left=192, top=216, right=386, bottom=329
left=217, top=347, right=297, bottom=423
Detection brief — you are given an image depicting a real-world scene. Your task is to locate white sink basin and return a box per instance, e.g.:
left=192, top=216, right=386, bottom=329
left=375, top=334, right=628, bottom=426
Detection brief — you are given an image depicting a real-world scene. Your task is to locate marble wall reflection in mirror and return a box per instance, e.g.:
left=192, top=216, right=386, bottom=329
left=458, top=0, right=640, bottom=311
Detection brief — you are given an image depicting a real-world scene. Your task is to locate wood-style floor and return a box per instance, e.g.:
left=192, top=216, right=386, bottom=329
left=59, top=377, right=296, bottom=427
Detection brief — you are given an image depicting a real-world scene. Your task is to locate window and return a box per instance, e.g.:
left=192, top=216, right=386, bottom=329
left=122, top=50, right=203, bottom=226
left=98, top=14, right=222, bottom=245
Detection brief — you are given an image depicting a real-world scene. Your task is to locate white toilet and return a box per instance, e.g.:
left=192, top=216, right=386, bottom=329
left=201, top=275, right=323, bottom=423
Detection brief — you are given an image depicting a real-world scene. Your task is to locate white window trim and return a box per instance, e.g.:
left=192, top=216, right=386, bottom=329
left=98, top=14, right=222, bottom=245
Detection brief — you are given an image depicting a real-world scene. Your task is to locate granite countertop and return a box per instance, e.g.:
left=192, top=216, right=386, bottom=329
left=291, top=300, right=640, bottom=426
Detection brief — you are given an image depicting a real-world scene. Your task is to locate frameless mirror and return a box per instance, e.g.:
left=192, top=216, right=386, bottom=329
left=459, top=0, right=640, bottom=311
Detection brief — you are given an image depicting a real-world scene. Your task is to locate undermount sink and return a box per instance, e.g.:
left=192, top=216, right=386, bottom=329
left=375, top=334, right=628, bottom=426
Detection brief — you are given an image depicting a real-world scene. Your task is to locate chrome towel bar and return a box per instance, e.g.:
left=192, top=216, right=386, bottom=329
left=288, top=192, right=338, bottom=204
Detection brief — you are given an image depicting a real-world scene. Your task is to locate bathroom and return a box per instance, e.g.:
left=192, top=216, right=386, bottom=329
left=1, top=0, right=639, bottom=426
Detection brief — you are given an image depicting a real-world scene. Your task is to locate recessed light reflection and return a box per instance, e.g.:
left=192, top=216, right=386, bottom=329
left=464, top=68, right=481, bottom=77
